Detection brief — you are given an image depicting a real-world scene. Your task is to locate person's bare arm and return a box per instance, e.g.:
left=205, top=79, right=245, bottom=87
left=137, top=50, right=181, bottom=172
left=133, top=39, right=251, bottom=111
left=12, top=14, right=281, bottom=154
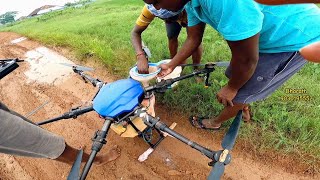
left=131, top=25, right=148, bottom=55
left=131, top=25, right=149, bottom=74
left=170, top=22, right=205, bottom=67
left=216, top=33, right=260, bottom=107
left=158, top=22, right=205, bottom=77
left=226, top=33, right=260, bottom=90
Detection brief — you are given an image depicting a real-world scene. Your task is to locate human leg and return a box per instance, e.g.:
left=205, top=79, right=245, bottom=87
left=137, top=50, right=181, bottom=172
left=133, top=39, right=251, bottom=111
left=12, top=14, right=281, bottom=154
left=191, top=52, right=307, bottom=129
left=0, top=102, right=120, bottom=164
left=165, top=21, right=182, bottom=58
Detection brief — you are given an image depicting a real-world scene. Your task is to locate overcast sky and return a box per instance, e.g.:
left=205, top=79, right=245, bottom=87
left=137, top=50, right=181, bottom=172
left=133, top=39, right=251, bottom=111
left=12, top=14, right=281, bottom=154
left=0, top=0, right=78, bottom=18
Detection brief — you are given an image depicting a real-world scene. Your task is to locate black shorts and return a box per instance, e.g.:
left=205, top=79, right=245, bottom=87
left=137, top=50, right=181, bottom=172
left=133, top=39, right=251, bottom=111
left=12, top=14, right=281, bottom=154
left=165, top=21, right=182, bottom=39
left=225, top=52, right=307, bottom=104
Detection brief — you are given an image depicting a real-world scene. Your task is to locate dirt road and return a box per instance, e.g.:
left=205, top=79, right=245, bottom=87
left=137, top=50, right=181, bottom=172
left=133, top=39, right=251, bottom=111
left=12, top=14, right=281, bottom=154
left=0, top=32, right=318, bottom=180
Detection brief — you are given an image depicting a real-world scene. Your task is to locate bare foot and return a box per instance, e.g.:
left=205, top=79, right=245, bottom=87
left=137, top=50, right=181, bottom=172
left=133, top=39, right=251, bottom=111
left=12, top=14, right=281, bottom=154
left=94, top=145, right=121, bottom=166
left=242, top=106, right=251, bottom=122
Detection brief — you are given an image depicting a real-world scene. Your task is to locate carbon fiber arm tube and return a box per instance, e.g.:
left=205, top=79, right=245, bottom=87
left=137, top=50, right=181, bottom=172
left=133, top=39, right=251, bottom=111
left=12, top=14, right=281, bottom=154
left=144, top=69, right=208, bottom=92
left=37, top=106, right=94, bottom=125
left=79, top=71, right=104, bottom=88
left=143, top=114, right=216, bottom=160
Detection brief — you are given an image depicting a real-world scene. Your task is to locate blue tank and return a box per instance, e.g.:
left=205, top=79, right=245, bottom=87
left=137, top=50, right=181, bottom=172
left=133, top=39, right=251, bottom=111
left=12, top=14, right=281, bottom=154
left=93, top=78, right=144, bottom=118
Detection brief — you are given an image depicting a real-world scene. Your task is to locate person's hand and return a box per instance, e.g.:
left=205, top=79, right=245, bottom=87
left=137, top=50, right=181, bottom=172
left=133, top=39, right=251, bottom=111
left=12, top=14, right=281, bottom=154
left=216, top=85, right=238, bottom=107
left=157, top=63, right=174, bottom=78
left=137, top=56, right=149, bottom=74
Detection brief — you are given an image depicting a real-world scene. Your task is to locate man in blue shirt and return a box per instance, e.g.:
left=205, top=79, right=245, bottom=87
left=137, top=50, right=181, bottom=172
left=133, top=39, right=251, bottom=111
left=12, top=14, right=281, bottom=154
left=144, top=0, right=320, bottom=130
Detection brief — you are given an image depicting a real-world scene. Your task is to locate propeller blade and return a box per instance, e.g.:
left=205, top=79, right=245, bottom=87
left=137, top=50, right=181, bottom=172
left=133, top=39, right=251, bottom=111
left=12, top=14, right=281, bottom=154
left=67, top=149, right=83, bottom=180
left=179, top=63, right=205, bottom=67
left=221, top=110, right=242, bottom=150
left=208, top=162, right=225, bottom=180
left=179, top=61, right=230, bottom=67
left=142, top=41, right=152, bottom=58
left=215, top=62, right=230, bottom=67
left=60, top=63, right=94, bottom=72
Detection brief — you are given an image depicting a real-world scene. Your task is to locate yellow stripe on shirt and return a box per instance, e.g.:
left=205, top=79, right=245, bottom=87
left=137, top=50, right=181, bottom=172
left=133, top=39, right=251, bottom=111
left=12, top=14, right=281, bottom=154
left=136, top=5, right=155, bottom=27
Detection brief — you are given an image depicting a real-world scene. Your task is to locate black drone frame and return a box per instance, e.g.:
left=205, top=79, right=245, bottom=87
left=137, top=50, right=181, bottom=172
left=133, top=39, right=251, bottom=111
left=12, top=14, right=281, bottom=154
left=36, top=63, right=242, bottom=180
left=0, top=58, right=24, bottom=79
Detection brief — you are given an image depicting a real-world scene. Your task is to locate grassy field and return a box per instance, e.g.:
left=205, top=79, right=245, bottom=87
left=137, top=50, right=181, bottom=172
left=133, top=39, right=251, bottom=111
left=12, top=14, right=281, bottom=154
left=2, top=0, right=320, bottom=168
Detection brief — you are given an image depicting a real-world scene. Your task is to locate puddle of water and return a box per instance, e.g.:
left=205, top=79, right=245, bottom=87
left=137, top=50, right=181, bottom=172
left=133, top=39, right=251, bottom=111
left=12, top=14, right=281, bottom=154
left=24, top=47, right=74, bottom=84
left=11, top=37, right=27, bottom=44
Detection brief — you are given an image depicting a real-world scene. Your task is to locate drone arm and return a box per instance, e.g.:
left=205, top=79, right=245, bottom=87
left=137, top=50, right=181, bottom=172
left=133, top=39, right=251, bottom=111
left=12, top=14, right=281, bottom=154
left=72, top=68, right=103, bottom=88
left=0, top=58, right=24, bottom=62
left=37, top=106, right=94, bottom=125
left=145, top=67, right=213, bottom=93
left=140, top=113, right=216, bottom=160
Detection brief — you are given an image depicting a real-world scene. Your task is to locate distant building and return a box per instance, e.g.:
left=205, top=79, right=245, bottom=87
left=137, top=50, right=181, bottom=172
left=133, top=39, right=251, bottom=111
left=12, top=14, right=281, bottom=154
left=27, top=5, right=65, bottom=17
left=37, top=6, right=65, bottom=15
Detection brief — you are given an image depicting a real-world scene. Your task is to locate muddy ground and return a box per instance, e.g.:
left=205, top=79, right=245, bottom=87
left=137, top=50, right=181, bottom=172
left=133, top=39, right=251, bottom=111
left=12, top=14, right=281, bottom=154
left=0, top=32, right=318, bottom=180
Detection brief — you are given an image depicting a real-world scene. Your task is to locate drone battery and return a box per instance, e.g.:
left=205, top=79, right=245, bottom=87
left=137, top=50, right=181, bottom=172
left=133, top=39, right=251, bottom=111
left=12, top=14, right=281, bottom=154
left=0, top=60, right=19, bottom=79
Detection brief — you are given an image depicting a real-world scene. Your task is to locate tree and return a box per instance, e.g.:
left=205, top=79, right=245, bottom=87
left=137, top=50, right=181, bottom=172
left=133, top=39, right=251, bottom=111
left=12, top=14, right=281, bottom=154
left=0, top=11, right=18, bottom=24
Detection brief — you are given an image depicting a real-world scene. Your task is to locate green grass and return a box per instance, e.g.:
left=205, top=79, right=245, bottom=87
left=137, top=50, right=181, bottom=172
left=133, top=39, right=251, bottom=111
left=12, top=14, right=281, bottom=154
left=2, top=0, right=320, bottom=169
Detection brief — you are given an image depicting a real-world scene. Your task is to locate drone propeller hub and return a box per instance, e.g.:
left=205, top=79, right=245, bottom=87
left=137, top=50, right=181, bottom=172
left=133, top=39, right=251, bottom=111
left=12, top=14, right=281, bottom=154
left=205, top=63, right=216, bottom=69
left=219, top=149, right=229, bottom=162
left=214, top=150, right=231, bottom=165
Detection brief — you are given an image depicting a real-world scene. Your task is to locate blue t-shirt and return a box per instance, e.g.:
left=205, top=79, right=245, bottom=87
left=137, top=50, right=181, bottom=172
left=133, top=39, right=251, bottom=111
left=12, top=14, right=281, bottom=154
left=185, top=0, right=320, bottom=53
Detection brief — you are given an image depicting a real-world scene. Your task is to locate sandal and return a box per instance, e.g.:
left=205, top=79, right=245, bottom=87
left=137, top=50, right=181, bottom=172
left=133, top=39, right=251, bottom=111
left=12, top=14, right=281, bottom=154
left=189, top=116, right=221, bottom=131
